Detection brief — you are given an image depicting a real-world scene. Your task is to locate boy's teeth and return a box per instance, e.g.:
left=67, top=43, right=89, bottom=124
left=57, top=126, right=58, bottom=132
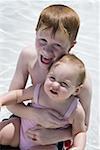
left=41, top=56, right=51, bottom=64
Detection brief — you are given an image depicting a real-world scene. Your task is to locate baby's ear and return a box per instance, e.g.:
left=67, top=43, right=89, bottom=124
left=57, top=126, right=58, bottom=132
left=73, top=85, right=83, bottom=96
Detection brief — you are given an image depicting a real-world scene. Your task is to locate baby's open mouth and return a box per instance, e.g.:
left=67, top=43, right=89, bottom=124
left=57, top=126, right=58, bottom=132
left=50, top=89, right=58, bottom=95
left=41, top=55, right=52, bottom=64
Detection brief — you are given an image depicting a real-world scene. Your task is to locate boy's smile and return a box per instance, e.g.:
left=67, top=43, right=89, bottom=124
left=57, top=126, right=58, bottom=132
left=40, top=55, right=52, bottom=65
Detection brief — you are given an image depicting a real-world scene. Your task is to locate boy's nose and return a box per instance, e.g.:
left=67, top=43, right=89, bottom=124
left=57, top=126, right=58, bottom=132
left=43, top=45, right=53, bottom=53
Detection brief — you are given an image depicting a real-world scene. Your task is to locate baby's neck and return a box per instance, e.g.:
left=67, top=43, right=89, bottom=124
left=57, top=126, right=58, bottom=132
left=40, top=85, right=75, bottom=115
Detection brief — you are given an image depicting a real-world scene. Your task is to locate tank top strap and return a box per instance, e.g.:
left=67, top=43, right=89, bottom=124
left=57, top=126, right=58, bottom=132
left=33, top=83, right=41, bottom=104
left=64, top=97, right=79, bottom=119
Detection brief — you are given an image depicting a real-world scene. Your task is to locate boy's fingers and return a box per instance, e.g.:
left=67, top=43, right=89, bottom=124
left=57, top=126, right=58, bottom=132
left=26, top=130, right=37, bottom=140
left=27, top=125, right=42, bottom=131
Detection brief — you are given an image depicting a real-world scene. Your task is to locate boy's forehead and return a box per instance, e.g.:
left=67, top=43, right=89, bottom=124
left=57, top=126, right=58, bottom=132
left=37, top=27, right=69, bottom=42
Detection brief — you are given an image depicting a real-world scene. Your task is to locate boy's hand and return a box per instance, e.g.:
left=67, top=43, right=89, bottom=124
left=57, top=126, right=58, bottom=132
left=26, top=125, right=61, bottom=145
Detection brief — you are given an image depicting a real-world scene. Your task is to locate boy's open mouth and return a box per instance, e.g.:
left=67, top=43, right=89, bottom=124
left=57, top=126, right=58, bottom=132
left=41, top=55, right=52, bottom=64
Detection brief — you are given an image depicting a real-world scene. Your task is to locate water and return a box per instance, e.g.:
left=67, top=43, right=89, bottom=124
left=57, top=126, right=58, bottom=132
left=0, top=0, right=100, bottom=149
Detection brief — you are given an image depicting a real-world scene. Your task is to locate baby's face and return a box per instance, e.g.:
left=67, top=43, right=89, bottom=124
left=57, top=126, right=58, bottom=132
left=44, top=62, right=78, bottom=103
left=35, top=27, right=71, bottom=69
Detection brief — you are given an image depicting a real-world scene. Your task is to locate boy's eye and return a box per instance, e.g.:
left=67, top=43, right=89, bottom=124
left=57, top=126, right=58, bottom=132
left=39, top=39, right=47, bottom=45
left=60, top=82, right=69, bottom=88
left=53, top=44, right=61, bottom=49
left=49, top=76, right=55, bottom=82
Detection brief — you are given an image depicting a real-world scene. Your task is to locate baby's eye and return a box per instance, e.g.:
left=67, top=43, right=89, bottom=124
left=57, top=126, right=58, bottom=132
left=60, top=82, right=69, bottom=88
left=49, top=76, right=55, bottom=82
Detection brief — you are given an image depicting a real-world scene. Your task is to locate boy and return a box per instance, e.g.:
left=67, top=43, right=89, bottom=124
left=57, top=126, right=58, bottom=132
left=0, top=4, right=92, bottom=149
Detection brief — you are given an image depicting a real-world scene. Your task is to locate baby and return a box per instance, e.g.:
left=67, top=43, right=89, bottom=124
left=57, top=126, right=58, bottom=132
left=0, top=54, right=86, bottom=150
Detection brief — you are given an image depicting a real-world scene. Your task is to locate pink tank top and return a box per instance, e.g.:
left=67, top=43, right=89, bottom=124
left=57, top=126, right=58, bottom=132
left=20, top=83, right=78, bottom=150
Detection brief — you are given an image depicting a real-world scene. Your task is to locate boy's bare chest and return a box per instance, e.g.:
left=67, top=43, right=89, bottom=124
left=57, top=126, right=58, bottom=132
left=29, top=63, right=48, bottom=85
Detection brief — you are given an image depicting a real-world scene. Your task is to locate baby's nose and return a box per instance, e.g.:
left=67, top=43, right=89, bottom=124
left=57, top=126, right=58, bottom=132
left=52, top=81, right=60, bottom=89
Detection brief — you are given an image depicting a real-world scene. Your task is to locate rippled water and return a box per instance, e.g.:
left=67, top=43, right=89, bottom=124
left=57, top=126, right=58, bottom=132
left=0, top=0, right=100, bottom=149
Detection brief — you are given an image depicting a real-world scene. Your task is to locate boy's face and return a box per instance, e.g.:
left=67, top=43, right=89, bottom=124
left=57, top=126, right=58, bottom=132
left=44, top=62, right=79, bottom=103
left=35, top=27, right=72, bottom=69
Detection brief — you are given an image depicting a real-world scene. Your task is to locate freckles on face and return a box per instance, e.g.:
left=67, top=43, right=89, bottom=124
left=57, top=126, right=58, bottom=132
left=36, top=27, right=71, bottom=54
left=35, top=38, right=42, bottom=52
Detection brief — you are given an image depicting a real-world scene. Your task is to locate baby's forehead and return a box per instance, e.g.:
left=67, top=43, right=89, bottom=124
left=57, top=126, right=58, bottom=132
left=49, top=62, right=68, bottom=74
left=50, top=61, right=69, bottom=69
left=49, top=61, right=77, bottom=77
left=49, top=62, right=61, bottom=71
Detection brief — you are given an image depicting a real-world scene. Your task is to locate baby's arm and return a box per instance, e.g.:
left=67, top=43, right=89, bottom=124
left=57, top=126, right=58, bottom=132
left=78, top=71, right=92, bottom=128
left=70, top=103, right=87, bottom=150
left=69, top=132, right=86, bottom=150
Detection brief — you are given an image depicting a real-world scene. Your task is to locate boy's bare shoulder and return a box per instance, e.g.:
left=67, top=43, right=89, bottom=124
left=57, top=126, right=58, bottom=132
left=19, top=46, right=37, bottom=70
left=19, top=46, right=37, bottom=65
left=21, top=45, right=37, bottom=60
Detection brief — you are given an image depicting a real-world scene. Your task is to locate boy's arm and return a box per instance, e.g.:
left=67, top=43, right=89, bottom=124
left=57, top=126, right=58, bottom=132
left=0, top=90, right=21, bottom=106
left=78, top=71, right=92, bottom=128
left=7, top=47, right=33, bottom=114
left=26, top=125, right=73, bottom=145
left=0, top=86, right=34, bottom=106
left=25, top=104, right=86, bottom=147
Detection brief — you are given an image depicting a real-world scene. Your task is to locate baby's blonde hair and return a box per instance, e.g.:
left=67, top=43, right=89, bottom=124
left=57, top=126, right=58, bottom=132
left=36, top=4, right=80, bottom=43
left=51, top=54, right=86, bottom=86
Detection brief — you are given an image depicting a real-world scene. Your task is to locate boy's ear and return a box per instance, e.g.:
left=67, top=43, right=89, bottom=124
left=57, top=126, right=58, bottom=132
left=73, top=84, right=83, bottom=96
left=68, top=40, right=77, bottom=52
